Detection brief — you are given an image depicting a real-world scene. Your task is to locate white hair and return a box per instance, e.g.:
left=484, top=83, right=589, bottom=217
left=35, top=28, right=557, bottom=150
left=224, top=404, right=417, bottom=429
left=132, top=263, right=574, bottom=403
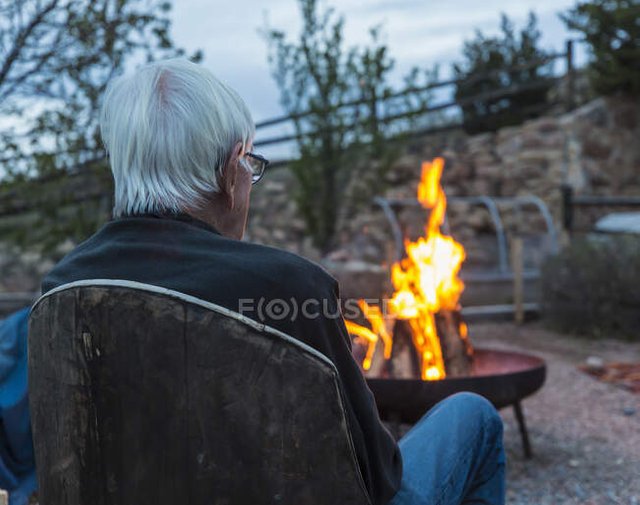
left=100, top=58, right=255, bottom=217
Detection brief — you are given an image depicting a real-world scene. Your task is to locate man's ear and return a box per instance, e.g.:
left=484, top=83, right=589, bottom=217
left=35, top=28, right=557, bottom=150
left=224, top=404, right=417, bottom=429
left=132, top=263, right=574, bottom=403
left=219, top=142, right=243, bottom=209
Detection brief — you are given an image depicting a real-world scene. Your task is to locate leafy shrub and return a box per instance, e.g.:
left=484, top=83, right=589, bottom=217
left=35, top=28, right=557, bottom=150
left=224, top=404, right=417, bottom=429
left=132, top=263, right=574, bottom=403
left=541, top=236, right=640, bottom=340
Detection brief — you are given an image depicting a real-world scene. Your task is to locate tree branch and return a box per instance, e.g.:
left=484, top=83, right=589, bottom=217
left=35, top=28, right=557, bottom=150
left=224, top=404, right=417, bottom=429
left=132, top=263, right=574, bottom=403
left=0, top=0, right=61, bottom=90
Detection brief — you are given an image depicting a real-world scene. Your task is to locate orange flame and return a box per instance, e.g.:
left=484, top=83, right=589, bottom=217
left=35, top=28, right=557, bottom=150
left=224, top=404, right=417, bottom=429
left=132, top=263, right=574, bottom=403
left=347, top=158, right=468, bottom=380
left=345, top=300, right=392, bottom=370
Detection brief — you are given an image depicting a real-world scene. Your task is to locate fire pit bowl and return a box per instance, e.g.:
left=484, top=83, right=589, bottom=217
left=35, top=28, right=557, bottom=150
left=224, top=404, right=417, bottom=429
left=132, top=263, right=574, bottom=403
left=366, top=348, right=546, bottom=457
left=367, top=348, right=546, bottom=422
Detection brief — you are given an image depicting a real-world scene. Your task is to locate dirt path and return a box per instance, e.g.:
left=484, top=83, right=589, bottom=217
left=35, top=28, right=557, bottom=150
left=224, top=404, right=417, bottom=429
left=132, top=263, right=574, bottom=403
left=471, top=322, right=640, bottom=505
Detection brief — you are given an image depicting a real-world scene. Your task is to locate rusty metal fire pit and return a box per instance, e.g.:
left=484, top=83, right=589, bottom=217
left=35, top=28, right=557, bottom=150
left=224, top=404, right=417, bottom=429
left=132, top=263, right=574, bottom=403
left=366, top=348, right=546, bottom=458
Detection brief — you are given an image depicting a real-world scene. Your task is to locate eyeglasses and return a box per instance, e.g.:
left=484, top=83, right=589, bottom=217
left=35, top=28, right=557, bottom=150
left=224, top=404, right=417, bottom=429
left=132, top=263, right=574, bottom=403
left=243, top=152, right=269, bottom=185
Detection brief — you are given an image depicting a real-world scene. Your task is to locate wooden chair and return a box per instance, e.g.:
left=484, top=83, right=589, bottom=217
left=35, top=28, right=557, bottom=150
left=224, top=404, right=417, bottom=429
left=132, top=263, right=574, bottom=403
left=28, top=280, right=370, bottom=505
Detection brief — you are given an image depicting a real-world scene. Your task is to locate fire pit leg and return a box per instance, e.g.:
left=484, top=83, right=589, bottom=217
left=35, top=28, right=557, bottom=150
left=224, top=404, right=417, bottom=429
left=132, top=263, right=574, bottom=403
left=512, top=401, right=533, bottom=459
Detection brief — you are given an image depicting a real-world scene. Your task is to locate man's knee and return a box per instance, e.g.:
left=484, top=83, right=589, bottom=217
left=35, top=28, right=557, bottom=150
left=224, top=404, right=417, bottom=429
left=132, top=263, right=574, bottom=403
left=446, top=392, right=503, bottom=439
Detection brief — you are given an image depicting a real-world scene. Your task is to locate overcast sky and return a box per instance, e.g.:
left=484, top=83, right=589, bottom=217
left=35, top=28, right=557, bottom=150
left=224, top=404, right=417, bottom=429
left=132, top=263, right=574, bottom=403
left=170, top=0, right=585, bottom=158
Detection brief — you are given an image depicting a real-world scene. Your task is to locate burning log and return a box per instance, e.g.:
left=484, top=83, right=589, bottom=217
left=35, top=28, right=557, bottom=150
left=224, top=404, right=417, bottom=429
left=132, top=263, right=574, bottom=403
left=387, top=319, right=421, bottom=379
left=378, top=314, right=471, bottom=379
left=435, top=310, right=472, bottom=377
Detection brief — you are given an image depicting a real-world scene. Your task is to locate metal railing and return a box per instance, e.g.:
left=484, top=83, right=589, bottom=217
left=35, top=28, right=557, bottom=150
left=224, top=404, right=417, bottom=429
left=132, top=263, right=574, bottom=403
left=374, top=195, right=559, bottom=280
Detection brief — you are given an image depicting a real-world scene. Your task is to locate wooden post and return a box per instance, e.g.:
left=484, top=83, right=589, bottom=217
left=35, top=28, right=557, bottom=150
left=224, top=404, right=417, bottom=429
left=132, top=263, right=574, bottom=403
left=512, top=236, right=524, bottom=325
left=560, top=184, right=574, bottom=247
left=565, top=39, right=575, bottom=112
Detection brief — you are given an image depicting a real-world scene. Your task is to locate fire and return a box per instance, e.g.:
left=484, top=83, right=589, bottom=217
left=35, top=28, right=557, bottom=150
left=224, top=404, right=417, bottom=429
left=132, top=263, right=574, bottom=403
left=347, top=158, right=468, bottom=381
left=345, top=300, right=392, bottom=370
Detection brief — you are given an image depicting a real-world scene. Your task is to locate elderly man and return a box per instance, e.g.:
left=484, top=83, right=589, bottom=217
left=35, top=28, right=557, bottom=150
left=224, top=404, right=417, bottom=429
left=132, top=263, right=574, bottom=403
left=43, top=59, right=504, bottom=505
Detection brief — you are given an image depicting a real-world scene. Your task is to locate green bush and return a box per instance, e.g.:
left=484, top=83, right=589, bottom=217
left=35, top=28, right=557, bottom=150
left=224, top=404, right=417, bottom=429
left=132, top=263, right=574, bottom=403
left=562, top=0, right=640, bottom=96
left=541, top=236, right=640, bottom=340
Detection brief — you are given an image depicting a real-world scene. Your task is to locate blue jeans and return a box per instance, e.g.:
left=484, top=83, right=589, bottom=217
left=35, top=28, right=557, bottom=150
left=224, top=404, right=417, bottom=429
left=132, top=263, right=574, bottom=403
left=389, top=392, right=506, bottom=505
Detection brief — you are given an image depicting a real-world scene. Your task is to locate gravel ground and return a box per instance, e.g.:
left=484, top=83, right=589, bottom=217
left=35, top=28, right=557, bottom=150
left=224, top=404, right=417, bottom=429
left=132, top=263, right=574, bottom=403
left=471, top=322, right=640, bottom=505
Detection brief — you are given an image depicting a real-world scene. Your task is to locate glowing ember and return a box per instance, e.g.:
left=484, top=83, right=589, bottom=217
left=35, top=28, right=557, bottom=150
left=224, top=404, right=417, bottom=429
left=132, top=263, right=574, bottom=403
left=347, top=157, right=470, bottom=381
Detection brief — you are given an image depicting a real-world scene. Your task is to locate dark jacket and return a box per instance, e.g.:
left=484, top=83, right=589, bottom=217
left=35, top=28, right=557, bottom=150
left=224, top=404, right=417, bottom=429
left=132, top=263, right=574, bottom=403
left=42, top=214, right=402, bottom=505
